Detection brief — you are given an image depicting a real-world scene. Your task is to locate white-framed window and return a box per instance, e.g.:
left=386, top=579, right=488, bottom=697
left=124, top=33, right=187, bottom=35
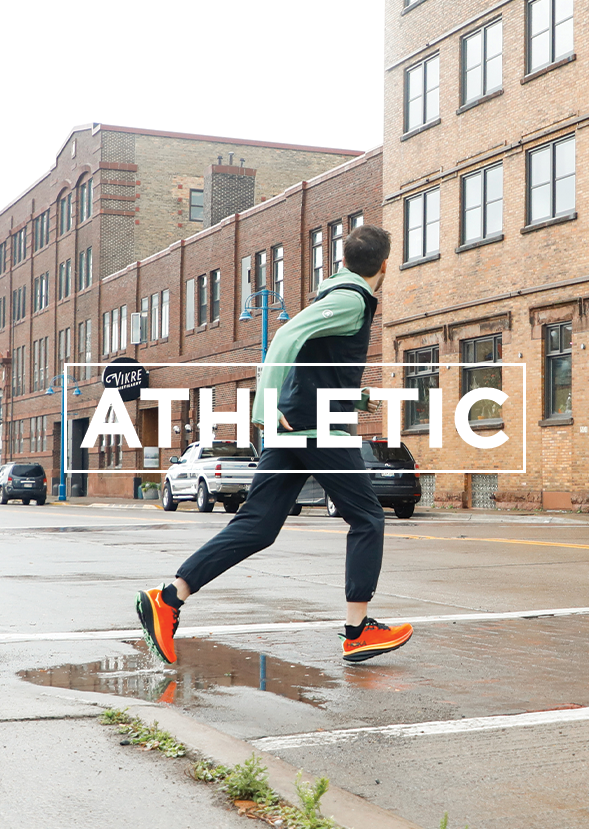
left=186, top=279, right=195, bottom=331
left=197, top=274, right=207, bottom=326
left=13, top=227, right=27, bottom=265
left=405, top=54, right=440, bottom=133
left=79, top=178, right=93, bottom=223
left=330, top=222, right=343, bottom=275
left=78, top=247, right=92, bottom=290
left=189, top=188, right=204, bottom=221
left=311, top=230, right=323, bottom=292
left=59, top=193, right=73, bottom=235
left=161, top=290, right=170, bottom=338
left=210, top=273, right=220, bottom=323
left=350, top=213, right=364, bottom=230
left=34, top=210, right=50, bottom=252
left=58, top=328, right=71, bottom=376
left=151, top=292, right=159, bottom=341
left=33, top=273, right=50, bottom=312
left=140, top=297, right=149, bottom=343
left=58, top=259, right=72, bottom=300
left=272, top=246, right=284, bottom=298
left=78, top=319, right=92, bottom=380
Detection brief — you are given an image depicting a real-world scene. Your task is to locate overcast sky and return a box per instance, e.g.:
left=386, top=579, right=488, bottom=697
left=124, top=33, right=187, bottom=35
left=0, top=0, right=385, bottom=211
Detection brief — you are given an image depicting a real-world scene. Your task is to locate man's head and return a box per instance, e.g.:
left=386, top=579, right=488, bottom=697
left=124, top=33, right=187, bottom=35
left=343, top=224, right=391, bottom=280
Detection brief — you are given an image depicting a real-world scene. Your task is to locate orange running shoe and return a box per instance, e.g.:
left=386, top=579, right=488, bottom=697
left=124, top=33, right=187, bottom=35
left=341, top=618, right=413, bottom=663
left=135, top=585, right=180, bottom=664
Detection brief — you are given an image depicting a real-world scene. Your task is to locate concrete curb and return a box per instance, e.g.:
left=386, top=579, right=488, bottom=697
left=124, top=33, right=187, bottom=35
left=122, top=701, right=425, bottom=829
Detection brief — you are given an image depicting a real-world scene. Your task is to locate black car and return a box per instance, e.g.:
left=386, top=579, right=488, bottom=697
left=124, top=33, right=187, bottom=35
left=0, top=462, right=47, bottom=505
left=291, top=439, right=421, bottom=519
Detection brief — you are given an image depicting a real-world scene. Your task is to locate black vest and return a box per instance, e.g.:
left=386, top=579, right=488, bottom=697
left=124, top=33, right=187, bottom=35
left=277, top=283, right=378, bottom=432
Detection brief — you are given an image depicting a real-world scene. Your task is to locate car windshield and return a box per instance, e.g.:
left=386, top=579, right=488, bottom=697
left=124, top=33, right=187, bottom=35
left=201, top=442, right=257, bottom=459
left=361, top=442, right=412, bottom=465
left=12, top=464, right=44, bottom=477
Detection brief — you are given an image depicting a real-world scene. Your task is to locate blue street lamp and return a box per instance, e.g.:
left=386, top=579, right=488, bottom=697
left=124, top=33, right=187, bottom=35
left=239, top=289, right=289, bottom=362
left=46, top=373, right=82, bottom=501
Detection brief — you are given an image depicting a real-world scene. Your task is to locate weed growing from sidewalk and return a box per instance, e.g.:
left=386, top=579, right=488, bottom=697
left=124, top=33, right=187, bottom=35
left=99, top=708, right=186, bottom=758
left=440, top=812, right=469, bottom=829
left=273, top=771, right=336, bottom=828
left=191, top=758, right=231, bottom=783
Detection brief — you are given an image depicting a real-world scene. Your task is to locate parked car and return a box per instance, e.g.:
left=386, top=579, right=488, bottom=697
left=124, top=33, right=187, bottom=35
left=162, top=440, right=259, bottom=512
left=291, top=439, right=421, bottom=519
left=0, top=462, right=47, bottom=505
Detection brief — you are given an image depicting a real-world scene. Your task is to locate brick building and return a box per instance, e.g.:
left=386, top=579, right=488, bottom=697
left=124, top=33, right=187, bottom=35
left=0, top=126, right=383, bottom=496
left=382, top=0, right=589, bottom=511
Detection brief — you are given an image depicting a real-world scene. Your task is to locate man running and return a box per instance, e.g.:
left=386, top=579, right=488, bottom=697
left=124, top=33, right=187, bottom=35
left=136, top=224, right=413, bottom=665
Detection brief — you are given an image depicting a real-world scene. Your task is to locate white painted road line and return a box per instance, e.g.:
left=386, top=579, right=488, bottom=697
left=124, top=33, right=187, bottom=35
left=2, top=605, right=589, bottom=644
left=251, top=707, right=589, bottom=752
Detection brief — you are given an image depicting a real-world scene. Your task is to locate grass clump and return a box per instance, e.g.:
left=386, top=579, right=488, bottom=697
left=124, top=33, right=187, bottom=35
left=191, top=758, right=231, bottom=783
left=222, top=753, right=277, bottom=805
left=99, top=708, right=186, bottom=758
left=440, top=812, right=469, bottom=829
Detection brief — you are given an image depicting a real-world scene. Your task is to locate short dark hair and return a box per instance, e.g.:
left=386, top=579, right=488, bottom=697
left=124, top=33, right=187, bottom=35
left=343, top=225, right=391, bottom=277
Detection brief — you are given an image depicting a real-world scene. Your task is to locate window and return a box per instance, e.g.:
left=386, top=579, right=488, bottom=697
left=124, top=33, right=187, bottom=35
left=78, top=246, right=93, bottom=290
left=241, top=255, right=252, bottom=308
left=189, top=189, right=204, bottom=222
left=33, top=273, right=50, bottom=312
left=34, top=210, right=50, bottom=252
left=12, top=286, right=27, bottom=322
left=161, top=290, right=170, bottom=338
left=255, top=251, right=267, bottom=295
left=59, top=193, right=73, bottom=235
left=100, top=410, right=122, bottom=469
left=528, top=135, right=575, bottom=225
left=186, top=279, right=195, bottom=330
left=197, top=274, right=207, bottom=327
left=272, top=247, right=283, bottom=298
left=210, top=272, right=220, bottom=322
left=350, top=213, right=364, bottom=230
left=405, top=54, right=440, bottom=133
left=140, top=297, right=148, bottom=343
left=0, top=296, right=5, bottom=330
left=58, top=259, right=72, bottom=300
left=545, top=321, right=572, bottom=416
left=462, top=334, right=503, bottom=421
left=330, top=222, right=343, bottom=274
left=10, top=420, right=25, bottom=455
left=58, top=328, right=71, bottom=376
left=527, top=0, right=573, bottom=74
left=30, top=416, right=47, bottom=453
left=462, top=20, right=502, bottom=104
left=311, top=230, right=323, bottom=292
left=13, top=227, right=26, bottom=265
left=78, top=320, right=92, bottom=380
left=462, top=164, right=503, bottom=243
left=33, top=338, right=48, bottom=391
left=102, top=312, right=111, bottom=356
left=0, top=240, right=6, bottom=274
left=150, top=292, right=159, bottom=340
left=405, top=346, right=440, bottom=428
left=121, top=305, right=128, bottom=350
left=12, top=346, right=26, bottom=396
left=79, top=178, right=93, bottom=222
left=404, top=188, right=440, bottom=262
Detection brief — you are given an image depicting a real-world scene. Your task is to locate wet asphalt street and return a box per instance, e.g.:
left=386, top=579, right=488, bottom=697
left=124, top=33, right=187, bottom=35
left=2, top=499, right=589, bottom=828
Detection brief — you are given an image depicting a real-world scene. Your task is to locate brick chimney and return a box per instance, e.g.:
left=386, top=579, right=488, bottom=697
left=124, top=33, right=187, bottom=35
left=203, top=158, right=257, bottom=228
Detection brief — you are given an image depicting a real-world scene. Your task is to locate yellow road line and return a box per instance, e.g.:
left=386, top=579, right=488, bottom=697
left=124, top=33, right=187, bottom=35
left=283, top=526, right=589, bottom=550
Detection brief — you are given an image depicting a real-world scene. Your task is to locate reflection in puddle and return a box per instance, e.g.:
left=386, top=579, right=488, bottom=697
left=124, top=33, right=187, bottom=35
left=19, top=638, right=336, bottom=709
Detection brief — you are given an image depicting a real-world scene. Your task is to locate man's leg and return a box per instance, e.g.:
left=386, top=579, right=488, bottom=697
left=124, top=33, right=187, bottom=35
left=136, top=447, right=307, bottom=663
left=312, top=442, right=413, bottom=662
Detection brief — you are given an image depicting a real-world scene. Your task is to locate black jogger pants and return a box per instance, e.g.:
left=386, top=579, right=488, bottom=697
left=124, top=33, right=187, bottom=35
left=176, top=440, right=385, bottom=603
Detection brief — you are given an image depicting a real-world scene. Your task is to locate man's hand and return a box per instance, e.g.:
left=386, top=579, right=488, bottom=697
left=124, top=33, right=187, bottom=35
left=366, top=398, right=380, bottom=414
left=279, top=415, right=293, bottom=431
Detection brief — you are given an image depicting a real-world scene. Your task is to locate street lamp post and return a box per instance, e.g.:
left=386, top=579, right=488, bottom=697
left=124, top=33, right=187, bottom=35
left=239, top=288, right=289, bottom=362
left=46, top=372, right=82, bottom=501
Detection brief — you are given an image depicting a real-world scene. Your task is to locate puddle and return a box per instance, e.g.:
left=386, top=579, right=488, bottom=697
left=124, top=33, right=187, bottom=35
left=19, top=638, right=336, bottom=709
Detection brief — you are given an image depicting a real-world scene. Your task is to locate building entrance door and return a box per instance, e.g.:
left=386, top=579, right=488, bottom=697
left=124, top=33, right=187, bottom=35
left=70, top=418, right=89, bottom=496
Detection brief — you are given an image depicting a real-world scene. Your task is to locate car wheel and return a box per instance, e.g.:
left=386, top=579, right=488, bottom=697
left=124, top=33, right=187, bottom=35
left=36, top=496, right=46, bottom=506
left=394, top=502, right=415, bottom=519
left=22, top=498, right=30, bottom=505
left=196, top=481, right=214, bottom=513
left=162, top=482, right=178, bottom=512
left=0, top=487, right=9, bottom=505
left=223, top=498, right=240, bottom=514
left=289, top=503, right=303, bottom=516
left=326, top=496, right=340, bottom=518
